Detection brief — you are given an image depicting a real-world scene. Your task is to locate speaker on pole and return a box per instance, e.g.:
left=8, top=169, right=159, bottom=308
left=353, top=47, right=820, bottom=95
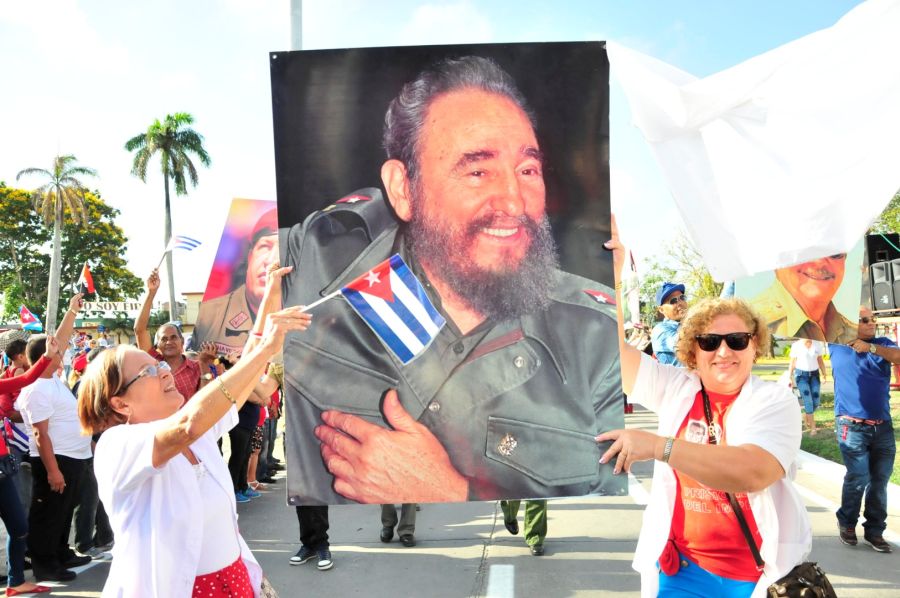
left=872, top=261, right=894, bottom=311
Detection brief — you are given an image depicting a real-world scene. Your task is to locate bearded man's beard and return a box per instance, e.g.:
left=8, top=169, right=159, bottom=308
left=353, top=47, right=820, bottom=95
left=406, top=204, right=559, bottom=322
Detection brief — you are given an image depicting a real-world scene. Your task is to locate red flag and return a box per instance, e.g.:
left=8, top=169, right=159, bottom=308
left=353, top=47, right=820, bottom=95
left=77, top=263, right=95, bottom=293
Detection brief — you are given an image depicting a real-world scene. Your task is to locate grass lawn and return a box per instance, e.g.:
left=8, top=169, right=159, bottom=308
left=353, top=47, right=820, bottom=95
left=752, top=358, right=900, bottom=485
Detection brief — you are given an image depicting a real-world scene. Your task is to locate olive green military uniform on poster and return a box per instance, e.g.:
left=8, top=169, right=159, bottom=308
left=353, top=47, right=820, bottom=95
left=280, top=189, right=624, bottom=504
left=192, top=285, right=254, bottom=355
left=754, top=280, right=857, bottom=343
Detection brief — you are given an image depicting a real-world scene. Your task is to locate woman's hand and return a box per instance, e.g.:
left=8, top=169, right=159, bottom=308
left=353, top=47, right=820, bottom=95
left=258, top=306, right=312, bottom=355
left=43, top=336, right=61, bottom=360
left=596, top=429, right=665, bottom=474
left=68, top=293, right=84, bottom=312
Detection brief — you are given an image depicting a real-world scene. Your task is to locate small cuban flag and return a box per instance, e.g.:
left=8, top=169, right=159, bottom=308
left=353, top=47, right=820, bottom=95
left=165, top=235, right=202, bottom=252
left=340, top=254, right=445, bottom=364
left=19, top=305, right=43, bottom=332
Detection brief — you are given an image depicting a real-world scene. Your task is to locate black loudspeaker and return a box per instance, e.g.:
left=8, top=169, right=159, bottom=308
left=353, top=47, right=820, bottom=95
left=866, top=233, right=900, bottom=264
left=871, top=261, right=894, bottom=311
left=891, top=260, right=900, bottom=309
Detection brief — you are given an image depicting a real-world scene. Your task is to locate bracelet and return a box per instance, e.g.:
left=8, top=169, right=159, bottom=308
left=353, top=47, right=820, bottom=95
left=216, top=377, right=236, bottom=405
left=68, top=309, right=78, bottom=316
left=662, top=437, right=675, bottom=463
left=614, top=281, right=623, bottom=291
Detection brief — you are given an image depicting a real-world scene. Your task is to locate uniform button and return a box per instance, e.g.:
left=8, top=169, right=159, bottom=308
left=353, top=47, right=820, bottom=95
left=513, top=355, right=525, bottom=368
left=453, top=342, right=464, bottom=355
left=428, top=402, right=441, bottom=412
left=497, top=433, right=518, bottom=456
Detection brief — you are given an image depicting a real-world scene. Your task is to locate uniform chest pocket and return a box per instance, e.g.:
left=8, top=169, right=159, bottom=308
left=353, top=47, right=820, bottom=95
left=485, top=416, right=600, bottom=486
left=283, top=336, right=399, bottom=418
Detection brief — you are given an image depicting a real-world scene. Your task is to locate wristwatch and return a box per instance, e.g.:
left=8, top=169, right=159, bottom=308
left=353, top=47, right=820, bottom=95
left=869, top=343, right=878, bottom=354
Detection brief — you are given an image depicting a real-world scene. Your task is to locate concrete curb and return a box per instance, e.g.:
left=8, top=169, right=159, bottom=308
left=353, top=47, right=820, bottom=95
left=797, top=449, right=900, bottom=512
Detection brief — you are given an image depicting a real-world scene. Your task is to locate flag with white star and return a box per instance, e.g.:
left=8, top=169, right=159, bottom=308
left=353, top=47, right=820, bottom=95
left=340, top=254, right=445, bottom=364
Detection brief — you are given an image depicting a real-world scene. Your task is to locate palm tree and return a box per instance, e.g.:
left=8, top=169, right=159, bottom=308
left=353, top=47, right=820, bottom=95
left=125, top=112, right=210, bottom=321
left=16, top=155, right=97, bottom=332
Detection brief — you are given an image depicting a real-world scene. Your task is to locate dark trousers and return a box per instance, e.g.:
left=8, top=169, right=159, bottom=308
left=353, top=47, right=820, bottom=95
left=0, top=474, right=29, bottom=586
left=835, top=417, right=896, bottom=536
left=228, top=426, right=253, bottom=492
left=74, top=458, right=113, bottom=552
left=381, top=503, right=416, bottom=537
left=296, top=505, right=329, bottom=549
left=29, top=455, right=89, bottom=570
left=265, top=414, right=280, bottom=464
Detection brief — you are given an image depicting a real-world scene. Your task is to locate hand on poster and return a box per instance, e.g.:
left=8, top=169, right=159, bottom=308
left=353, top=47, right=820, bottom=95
left=315, top=389, right=468, bottom=503
left=198, top=342, right=217, bottom=366
left=596, top=428, right=661, bottom=475
left=258, top=306, right=312, bottom=354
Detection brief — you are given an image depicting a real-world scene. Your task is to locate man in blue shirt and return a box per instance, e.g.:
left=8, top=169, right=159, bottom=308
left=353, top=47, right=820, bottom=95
left=829, top=307, right=898, bottom=553
left=651, top=282, right=687, bottom=366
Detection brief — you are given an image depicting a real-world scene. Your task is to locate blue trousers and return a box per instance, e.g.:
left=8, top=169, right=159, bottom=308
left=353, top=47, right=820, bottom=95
left=793, top=370, right=820, bottom=414
left=658, top=553, right=756, bottom=597
left=0, top=474, right=28, bottom=587
left=835, top=417, right=896, bottom=536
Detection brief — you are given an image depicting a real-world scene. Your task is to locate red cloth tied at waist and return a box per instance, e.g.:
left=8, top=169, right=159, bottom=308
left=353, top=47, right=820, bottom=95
left=658, top=538, right=680, bottom=576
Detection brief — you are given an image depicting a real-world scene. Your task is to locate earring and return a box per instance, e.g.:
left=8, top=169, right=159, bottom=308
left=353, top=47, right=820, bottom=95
left=125, top=407, right=133, bottom=424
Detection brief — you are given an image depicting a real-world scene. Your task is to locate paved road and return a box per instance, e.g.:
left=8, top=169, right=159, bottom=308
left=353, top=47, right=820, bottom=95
left=14, top=406, right=900, bottom=597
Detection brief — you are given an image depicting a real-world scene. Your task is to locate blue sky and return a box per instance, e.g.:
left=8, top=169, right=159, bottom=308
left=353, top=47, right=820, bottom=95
left=0, top=0, right=864, bottom=300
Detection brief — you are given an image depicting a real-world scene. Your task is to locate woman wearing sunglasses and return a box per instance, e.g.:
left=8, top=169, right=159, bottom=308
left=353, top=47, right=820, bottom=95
left=76, top=266, right=312, bottom=597
left=601, top=224, right=810, bottom=598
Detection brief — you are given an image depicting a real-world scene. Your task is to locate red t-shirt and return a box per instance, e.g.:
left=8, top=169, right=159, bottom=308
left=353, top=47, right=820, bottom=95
left=670, top=389, right=763, bottom=582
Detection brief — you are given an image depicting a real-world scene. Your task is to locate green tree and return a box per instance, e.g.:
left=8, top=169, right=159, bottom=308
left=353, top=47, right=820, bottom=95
left=16, top=155, right=97, bottom=332
left=0, top=184, right=141, bottom=324
left=0, top=183, right=51, bottom=310
left=125, top=113, right=211, bottom=321
left=869, top=190, right=900, bottom=234
left=637, top=231, right=723, bottom=329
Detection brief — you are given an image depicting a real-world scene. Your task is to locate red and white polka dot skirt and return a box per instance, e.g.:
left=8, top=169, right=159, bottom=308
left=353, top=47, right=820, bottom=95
left=192, top=556, right=253, bottom=598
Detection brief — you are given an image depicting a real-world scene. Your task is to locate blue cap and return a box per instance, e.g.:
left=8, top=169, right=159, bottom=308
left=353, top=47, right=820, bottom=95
left=656, top=282, right=685, bottom=306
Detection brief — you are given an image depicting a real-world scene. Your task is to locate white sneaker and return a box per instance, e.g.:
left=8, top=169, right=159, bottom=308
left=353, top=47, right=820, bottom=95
left=80, top=546, right=112, bottom=560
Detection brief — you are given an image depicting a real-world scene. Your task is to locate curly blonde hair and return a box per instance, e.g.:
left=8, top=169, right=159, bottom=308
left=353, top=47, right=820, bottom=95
left=674, top=297, right=769, bottom=370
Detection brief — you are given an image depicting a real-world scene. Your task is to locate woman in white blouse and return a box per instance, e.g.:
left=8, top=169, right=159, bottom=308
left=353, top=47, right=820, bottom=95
left=601, top=223, right=811, bottom=598
left=77, top=267, right=311, bottom=597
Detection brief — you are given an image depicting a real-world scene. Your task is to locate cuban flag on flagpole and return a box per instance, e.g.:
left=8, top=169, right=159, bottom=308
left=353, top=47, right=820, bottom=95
left=340, top=254, right=445, bottom=364
left=19, top=305, right=43, bottom=332
left=165, top=235, right=202, bottom=252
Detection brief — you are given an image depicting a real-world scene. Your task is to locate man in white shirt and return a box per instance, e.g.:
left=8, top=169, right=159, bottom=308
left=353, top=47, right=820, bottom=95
left=15, top=296, right=93, bottom=582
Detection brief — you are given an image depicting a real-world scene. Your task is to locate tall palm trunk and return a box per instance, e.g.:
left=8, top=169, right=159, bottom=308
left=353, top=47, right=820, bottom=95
left=45, top=202, right=63, bottom=333
left=163, top=171, right=177, bottom=321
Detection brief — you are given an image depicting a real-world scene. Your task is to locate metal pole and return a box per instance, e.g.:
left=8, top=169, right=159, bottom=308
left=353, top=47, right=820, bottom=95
left=291, top=0, right=303, bottom=50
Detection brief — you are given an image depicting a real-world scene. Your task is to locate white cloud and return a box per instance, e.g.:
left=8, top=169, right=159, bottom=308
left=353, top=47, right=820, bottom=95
left=399, top=1, right=492, bottom=45
left=1, top=0, right=129, bottom=72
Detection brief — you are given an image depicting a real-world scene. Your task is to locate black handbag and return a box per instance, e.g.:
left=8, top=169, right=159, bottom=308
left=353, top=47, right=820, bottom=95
left=0, top=420, right=20, bottom=480
left=700, top=386, right=837, bottom=598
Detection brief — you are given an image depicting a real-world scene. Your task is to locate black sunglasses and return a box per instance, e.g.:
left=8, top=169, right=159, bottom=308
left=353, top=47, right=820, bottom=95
left=666, top=294, right=686, bottom=306
left=695, top=332, right=753, bottom=352
left=859, top=316, right=877, bottom=324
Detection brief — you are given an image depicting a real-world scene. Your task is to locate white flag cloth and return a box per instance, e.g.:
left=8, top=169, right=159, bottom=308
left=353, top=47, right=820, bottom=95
left=608, top=0, right=900, bottom=281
